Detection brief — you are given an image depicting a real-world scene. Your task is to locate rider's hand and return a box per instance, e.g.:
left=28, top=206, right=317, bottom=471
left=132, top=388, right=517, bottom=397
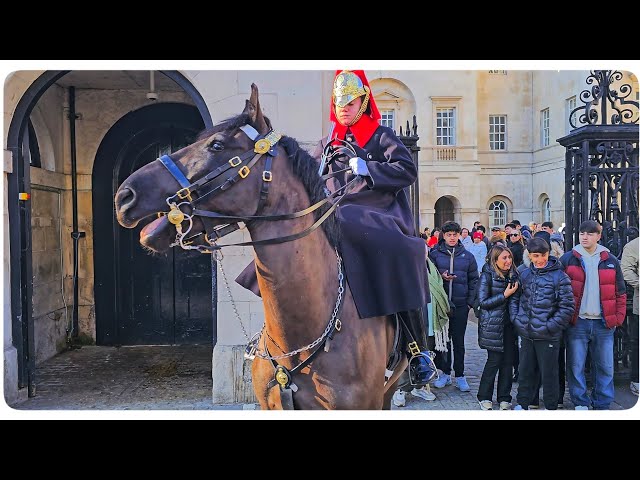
left=348, top=157, right=370, bottom=177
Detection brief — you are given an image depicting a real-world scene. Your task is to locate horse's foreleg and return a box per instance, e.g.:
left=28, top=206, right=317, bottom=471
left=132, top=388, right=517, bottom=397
left=382, top=378, right=400, bottom=410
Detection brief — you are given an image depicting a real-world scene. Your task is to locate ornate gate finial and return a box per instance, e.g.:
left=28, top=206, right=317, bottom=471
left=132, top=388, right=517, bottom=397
left=570, top=70, right=639, bottom=128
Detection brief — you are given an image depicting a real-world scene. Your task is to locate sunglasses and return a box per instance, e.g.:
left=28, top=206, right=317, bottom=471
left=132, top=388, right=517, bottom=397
left=509, top=233, right=520, bottom=237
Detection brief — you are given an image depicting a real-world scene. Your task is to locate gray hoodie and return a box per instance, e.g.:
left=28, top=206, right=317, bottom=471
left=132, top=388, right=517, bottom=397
left=573, top=243, right=609, bottom=319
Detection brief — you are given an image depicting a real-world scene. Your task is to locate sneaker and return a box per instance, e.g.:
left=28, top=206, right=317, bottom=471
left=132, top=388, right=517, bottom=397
left=433, top=373, right=451, bottom=389
left=392, top=390, right=406, bottom=407
left=557, top=403, right=565, bottom=409
left=411, top=385, right=436, bottom=401
left=499, top=401, right=512, bottom=410
left=575, top=405, right=589, bottom=410
left=631, top=382, right=639, bottom=396
left=513, top=404, right=525, bottom=410
left=456, top=376, right=471, bottom=392
left=528, top=404, right=540, bottom=410
left=478, top=400, right=493, bottom=410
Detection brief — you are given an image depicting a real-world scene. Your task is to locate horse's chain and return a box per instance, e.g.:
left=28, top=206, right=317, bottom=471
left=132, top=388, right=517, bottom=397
left=215, top=250, right=252, bottom=342
left=215, top=248, right=344, bottom=361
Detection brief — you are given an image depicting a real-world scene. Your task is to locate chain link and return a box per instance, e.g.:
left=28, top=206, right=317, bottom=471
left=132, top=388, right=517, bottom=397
left=216, top=250, right=252, bottom=342
left=215, top=248, right=344, bottom=361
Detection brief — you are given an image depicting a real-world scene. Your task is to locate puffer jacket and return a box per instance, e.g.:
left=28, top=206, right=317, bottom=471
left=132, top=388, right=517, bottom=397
left=512, top=257, right=575, bottom=341
left=429, top=240, right=479, bottom=307
left=477, top=263, right=519, bottom=352
left=559, top=247, right=627, bottom=328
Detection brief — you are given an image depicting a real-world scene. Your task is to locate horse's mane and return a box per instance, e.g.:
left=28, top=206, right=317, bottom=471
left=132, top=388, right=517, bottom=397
left=198, top=115, right=340, bottom=248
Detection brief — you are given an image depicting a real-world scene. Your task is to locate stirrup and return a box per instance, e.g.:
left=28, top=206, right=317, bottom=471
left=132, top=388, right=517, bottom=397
left=408, top=350, right=438, bottom=386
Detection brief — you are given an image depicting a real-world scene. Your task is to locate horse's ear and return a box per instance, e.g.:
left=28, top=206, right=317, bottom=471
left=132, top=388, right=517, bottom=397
left=242, top=83, right=269, bottom=135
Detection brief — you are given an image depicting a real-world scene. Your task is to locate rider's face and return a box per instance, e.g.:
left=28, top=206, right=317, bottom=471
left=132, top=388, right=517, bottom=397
left=335, top=97, right=363, bottom=126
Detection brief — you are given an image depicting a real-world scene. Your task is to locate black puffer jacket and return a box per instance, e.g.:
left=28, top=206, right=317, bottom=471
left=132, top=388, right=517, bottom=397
left=511, top=257, right=574, bottom=341
left=428, top=240, right=479, bottom=308
left=477, top=263, right=519, bottom=352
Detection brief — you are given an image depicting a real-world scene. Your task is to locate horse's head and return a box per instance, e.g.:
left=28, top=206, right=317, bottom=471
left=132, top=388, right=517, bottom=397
left=115, top=84, right=273, bottom=253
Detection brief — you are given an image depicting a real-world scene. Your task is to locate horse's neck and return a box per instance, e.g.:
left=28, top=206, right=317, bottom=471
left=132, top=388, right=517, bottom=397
left=247, top=170, right=338, bottom=350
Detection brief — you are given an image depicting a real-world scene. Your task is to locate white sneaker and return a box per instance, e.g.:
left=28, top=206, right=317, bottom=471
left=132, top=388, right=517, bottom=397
left=631, top=382, right=639, bottom=396
left=392, top=390, right=406, bottom=407
left=433, top=373, right=452, bottom=388
left=499, top=401, right=512, bottom=410
left=478, top=400, right=493, bottom=410
left=411, top=385, right=436, bottom=401
left=575, top=405, right=589, bottom=410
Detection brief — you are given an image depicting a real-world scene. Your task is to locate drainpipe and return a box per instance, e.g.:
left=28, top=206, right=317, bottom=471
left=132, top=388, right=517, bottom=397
left=68, top=87, right=84, bottom=339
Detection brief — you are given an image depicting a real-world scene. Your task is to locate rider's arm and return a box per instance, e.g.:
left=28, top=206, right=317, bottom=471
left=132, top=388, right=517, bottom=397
left=363, top=127, right=416, bottom=192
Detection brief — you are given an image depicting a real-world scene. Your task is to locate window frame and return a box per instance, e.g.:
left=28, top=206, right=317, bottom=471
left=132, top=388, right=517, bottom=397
left=380, top=109, right=395, bottom=130
left=488, top=200, right=507, bottom=229
left=436, top=107, right=456, bottom=146
left=489, top=114, right=507, bottom=150
left=541, top=108, right=550, bottom=147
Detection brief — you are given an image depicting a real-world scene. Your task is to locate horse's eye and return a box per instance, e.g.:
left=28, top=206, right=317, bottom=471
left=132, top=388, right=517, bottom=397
left=209, top=141, right=224, bottom=152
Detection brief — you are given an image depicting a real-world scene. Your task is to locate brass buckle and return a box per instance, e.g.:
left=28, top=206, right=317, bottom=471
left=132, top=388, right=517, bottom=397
left=408, top=341, right=420, bottom=356
left=157, top=212, right=166, bottom=218
left=176, top=187, right=192, bottom=201
left=262, top=170, right=272, bottom=182
left=228, top=156, right=241, bottom=167
left=238, top=166, right=250, bottom=179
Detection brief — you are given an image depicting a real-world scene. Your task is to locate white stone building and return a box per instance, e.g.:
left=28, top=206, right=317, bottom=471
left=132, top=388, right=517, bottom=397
left=3, top=69, right=638, bottom=405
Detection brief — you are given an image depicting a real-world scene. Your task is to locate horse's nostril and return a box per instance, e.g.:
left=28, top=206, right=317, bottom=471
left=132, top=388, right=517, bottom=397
left=116, top=187, right=137, bottom=213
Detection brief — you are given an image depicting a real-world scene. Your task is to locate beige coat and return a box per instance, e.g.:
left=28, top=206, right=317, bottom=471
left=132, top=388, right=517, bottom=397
left=622, top=237, right=639, bottom=315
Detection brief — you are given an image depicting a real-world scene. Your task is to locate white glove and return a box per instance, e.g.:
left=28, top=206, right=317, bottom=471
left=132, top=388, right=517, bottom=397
left=349, top=157, right=370, bottom=176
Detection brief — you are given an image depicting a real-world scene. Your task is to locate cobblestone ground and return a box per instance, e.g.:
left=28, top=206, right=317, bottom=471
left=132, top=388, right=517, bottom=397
left=10, top=312, right=638, bottom=412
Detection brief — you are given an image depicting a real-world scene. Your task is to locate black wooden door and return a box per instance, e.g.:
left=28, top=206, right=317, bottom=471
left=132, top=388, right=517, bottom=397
left=94, top=103, right=212, bottom=345
left=434, top=196, right=454, bottom=228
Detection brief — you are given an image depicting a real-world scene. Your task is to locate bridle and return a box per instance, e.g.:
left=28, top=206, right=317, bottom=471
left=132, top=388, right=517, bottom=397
left=156, top=124, right=358, bottom=253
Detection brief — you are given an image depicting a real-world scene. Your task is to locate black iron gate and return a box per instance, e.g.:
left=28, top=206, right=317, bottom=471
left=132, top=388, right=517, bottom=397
left=398, top=116, right=421, bottom=232
left=558, top=70, right=639, bottom=255
left=558, top=70, right=639, bottom=375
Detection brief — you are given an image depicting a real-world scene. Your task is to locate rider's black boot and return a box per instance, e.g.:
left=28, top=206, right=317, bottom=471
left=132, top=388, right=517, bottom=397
left=398, top=308, right=437, bottom=385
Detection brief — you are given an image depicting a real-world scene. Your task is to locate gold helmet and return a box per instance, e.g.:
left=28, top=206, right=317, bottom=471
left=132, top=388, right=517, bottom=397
left=333, top=70, right=370, bottom=108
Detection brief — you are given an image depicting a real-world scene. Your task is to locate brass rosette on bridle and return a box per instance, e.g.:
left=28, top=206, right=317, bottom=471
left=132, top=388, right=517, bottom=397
left=254, top=131, right=282, bottom=154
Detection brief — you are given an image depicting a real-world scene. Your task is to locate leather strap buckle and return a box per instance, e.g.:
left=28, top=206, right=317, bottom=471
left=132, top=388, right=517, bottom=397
left=239, top=166, right=250, bottom=179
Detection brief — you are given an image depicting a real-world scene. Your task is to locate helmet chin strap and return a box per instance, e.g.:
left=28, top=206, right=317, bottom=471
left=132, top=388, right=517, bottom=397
left=348, top=87, right=370, bottom=126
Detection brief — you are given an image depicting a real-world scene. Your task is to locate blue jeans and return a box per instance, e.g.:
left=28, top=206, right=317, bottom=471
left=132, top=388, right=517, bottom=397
left=566, top=317, right=615, bottom=409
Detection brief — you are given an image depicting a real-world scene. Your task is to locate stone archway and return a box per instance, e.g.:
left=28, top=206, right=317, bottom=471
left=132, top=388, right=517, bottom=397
left=434, top=196, right=455, bottom=228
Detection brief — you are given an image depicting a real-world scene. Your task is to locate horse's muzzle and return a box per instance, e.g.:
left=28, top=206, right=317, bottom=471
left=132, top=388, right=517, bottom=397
left=115, top=187, right=138, bottom=227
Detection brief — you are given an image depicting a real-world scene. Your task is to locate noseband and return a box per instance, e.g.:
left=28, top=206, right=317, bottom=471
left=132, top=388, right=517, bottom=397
left=157, top=124, right=358, bottom=253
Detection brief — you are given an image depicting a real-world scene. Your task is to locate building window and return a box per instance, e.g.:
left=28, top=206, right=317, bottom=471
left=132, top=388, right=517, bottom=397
left=489, top=115, right=506, bottom=150
left=543, top=198, right=551, bottom=222
left=566, top=96, right=577, bottom=133
left=380, top=109, right=395, bottom=130
left=489, top=200, right=507, bottom=228
left=541, top=108, right=550, bottom=147
left=436, top=107, right=456, bottom=146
